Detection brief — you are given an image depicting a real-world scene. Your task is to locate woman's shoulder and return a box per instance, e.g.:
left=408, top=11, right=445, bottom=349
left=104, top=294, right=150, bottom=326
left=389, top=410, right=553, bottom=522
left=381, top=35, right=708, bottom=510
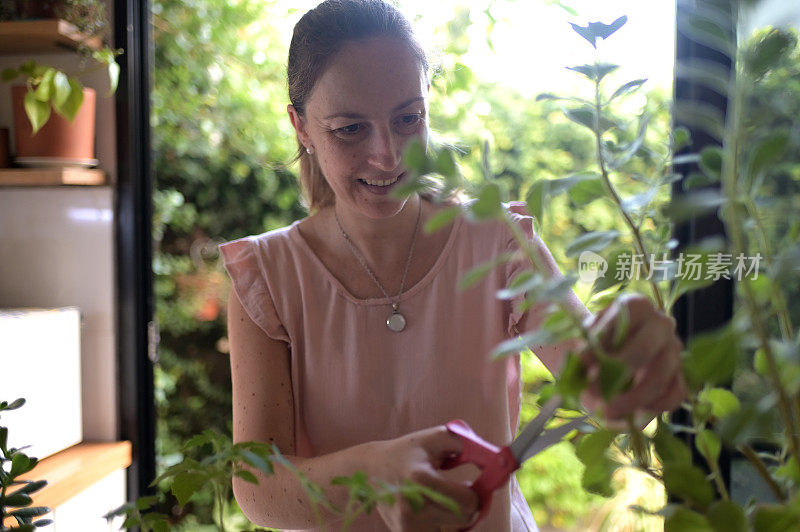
left=221, top=220, right=302, bottom=249
left=218, top=220, right=307, bottom=272
left=456, top=200, right=535, bottom=241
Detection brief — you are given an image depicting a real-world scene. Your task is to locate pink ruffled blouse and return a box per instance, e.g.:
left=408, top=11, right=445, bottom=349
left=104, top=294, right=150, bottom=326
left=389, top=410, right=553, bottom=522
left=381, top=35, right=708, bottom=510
left=220, top=206, right=540, bottom=531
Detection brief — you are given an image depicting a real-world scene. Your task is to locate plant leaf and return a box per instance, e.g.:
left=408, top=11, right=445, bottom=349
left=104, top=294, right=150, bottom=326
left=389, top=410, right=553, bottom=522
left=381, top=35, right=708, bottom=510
left=55, top=78, right=84, bottom=122
left=745, top=28, right=797, bottom=79
left=663, top=189, right=726, bottom=223
left=568, top=175, right=605, bottom=205
left=51, top=71, right=71, bottom=108
left=682, top=325, right=738, bottom=389
left=170, top=471, right=206, bottom=506
left=566, top=63, right=619, bottom=83
left=664, top=507, right=714, bottom=532
left=698, top=146, right=722, bottom=181
left=697, top=387, right=740, bottom=419
left=435, top=149, right=457, bottom=178
left=609, top=78, right=647, bottom=101
left=525, top=180, right=546, bottom=222
left=24, top=90, right=50, bottom=134
left=695, top=429, right=721, bottom=464
left=575, top=430, right=619, bottom=497
left=402, top=139, right=429, bottom=175
left=234, top=469, right=259, bottom=484
left=598, top=357, right=631, bottom=401
left=653, top=424, right=692, bottom=466
left=705, top=500, right=747, bottom=532
left=33, top=68, right=54, bottom=102
left=569, top=16, right=628, bottom=48
left=565, top=105, right=618, bottom=133
left=747, top=131, right=789, bottom=185
left=469, top=183, right=503, bottom=220
left=752, top=504, right=800, bottom=532
left=107, top=60, right=120, bottom=95
left=663, top=462, right=715, bottom=510
left=1, top=67, right=18, bottom=82
left=565, top=231, right=620, bottom=258
left=459, top=251, right=514, bottom=291
left=424, top=205, right=460, bottom=233
left=10, top=452, right=35, bottom=478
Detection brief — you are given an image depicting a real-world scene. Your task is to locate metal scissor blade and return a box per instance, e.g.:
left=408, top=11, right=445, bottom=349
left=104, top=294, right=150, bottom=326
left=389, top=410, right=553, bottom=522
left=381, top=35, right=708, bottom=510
left=509, top=395, right=561, bottom=464
left=516, top=416, right=587, bottom=465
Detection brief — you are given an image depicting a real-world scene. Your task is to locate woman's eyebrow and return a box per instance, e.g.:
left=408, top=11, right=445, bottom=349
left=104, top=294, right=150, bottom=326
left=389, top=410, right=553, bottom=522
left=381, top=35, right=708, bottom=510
left=322, top=96, right=425, bottom=120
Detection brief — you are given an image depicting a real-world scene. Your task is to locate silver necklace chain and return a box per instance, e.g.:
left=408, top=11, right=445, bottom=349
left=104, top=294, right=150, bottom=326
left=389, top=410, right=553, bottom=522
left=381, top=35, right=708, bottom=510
left=333, top=199, right=422, bottom=314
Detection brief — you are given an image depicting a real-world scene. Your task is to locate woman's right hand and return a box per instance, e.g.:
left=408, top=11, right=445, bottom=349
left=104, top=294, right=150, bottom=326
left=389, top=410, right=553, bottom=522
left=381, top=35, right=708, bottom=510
left=370, top=425, right=480, bottom=532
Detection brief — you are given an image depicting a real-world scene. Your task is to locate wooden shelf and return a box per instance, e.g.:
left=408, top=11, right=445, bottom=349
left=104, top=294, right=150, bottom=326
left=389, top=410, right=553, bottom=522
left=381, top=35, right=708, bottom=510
left=17, top=441, right=132, bottom=511
left=0, top=167, right=105, bottom=186
left=0, top=19, right=102, bottom=54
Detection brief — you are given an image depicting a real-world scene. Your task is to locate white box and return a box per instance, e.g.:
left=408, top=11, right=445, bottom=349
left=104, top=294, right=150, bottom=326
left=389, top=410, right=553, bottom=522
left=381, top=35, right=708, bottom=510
left=0, top=307, right=83, bottom=459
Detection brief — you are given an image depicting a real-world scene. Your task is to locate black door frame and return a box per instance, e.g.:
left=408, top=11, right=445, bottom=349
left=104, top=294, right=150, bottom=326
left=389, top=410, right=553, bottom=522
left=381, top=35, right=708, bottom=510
left=114, top=0, right=156, bottom=501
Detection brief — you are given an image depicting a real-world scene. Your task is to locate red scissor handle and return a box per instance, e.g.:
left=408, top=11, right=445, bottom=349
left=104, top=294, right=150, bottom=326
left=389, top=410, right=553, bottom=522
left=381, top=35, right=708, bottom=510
left=442, top=419, right=519, bottom=531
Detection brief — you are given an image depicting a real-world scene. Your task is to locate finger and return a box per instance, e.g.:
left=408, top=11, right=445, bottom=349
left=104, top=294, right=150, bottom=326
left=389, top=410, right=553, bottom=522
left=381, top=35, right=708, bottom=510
left=406, top=469, right=480, bottom=528
left=606, top=365, right=686, bottom=420
left=420, top=425, right=467, bottom=466
left=644, top=370, right=687, bottom=413
left=605, top=313, right=676, bottom=369
left=602, top=342, right=680, bottom=419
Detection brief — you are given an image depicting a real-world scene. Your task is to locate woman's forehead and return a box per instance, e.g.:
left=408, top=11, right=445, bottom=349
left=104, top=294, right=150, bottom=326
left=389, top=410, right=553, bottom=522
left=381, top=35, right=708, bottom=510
left=307, top=37, right=428, bottom=117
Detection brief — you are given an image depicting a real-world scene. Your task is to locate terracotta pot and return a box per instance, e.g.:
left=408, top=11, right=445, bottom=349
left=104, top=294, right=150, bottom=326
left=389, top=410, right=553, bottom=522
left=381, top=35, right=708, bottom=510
left=11, top=85, right=96, bottom=161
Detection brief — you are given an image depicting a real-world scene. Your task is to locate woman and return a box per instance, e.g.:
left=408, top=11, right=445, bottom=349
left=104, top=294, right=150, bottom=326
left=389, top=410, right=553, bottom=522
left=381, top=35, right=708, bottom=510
left=220, top=1, right=685, bottom=530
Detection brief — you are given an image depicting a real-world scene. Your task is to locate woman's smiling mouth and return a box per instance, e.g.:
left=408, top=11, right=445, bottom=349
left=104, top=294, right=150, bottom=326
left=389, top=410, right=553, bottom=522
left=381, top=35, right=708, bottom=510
left=358, top=172, right=404, bottom=188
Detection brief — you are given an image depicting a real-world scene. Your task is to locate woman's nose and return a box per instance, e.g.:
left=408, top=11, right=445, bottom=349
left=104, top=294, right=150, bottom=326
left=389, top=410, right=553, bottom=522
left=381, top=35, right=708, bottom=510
left=366, top=125, right=401, bottom=171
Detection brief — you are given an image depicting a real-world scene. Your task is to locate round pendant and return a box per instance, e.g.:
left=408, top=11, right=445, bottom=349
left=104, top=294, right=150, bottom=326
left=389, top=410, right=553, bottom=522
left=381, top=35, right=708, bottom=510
left=387, top=311, right=406, bottom=332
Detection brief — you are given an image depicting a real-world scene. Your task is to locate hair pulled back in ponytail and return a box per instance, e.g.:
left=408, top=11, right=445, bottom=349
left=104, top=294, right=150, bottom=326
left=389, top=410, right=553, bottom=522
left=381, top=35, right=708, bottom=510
left=287, top=0, right=429, bottom=211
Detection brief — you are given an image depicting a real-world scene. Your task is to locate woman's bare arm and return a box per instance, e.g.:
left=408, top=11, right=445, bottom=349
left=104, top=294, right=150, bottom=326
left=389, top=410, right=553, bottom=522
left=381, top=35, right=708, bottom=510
left=229, top=289, right=480, bottom=530
left=228, top=289, right=379, bottom=528
left=514, top=230, right=592, bottom=373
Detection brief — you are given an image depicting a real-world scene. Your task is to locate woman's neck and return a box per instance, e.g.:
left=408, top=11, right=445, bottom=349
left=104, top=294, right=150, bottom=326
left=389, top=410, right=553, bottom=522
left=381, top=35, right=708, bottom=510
left=328, top=195, right=424, bottom=271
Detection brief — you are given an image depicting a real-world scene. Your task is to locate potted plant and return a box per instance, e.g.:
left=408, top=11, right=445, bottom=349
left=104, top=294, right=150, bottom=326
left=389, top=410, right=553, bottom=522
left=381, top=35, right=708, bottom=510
left=0, top=0, right=121, bottom=166
left=0, top=398, right=51, bottom=531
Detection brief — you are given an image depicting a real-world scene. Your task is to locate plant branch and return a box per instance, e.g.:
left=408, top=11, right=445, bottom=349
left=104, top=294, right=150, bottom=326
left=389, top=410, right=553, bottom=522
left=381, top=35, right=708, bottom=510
left=743, top=197, right=794, bottom=341
left=721, top=67, right=800, bottom=474
left=592, top=79, right=665, bottom=311
left=739, top=444, right=786, bottom=502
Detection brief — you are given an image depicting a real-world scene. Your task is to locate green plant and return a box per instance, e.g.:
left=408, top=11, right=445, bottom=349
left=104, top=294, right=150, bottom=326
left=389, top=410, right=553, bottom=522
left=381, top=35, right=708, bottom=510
left=403, top=2, right=800, bottom=529
left=107, top=429, right=462, bottom=532
left=0, top=0, right=122, bottom=134
left=0, top=399, right=51, bottom=531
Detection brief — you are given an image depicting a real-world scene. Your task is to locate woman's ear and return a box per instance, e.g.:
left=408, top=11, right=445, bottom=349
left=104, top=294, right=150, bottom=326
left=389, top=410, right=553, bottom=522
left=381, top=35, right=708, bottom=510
left=287, top=104, right=311, bottom=149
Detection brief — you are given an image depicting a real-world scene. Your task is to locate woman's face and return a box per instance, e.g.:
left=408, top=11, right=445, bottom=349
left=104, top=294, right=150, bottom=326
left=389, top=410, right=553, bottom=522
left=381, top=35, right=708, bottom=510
left=289, top=37, right=429, bottom=220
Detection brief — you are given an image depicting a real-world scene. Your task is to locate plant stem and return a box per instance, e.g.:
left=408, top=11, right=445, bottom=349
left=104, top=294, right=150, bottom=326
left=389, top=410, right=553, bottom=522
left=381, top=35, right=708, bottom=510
left=592, top=78, right=665, bottom=311
left=742, top=196, right=800, bottom=444
left=627, top=417, right=651, bottom=469
left=739, top=444, right=786, bottom=502
left=708, top=453, right=730, bottom=501
left=743, top=196, right=794, bottom=341
left=721, top=61, right=800, bottom=475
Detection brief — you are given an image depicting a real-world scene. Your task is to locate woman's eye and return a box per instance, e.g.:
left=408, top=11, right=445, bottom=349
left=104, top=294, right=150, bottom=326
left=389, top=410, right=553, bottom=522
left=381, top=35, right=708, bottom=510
left=396, top=113, right=422, bottom=132
left=335, top=123, right=362, bottom=135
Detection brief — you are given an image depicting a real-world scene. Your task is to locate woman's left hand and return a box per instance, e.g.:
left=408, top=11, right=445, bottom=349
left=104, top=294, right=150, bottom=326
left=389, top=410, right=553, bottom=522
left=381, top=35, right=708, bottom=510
left=579, top=294, right=687, bottom=422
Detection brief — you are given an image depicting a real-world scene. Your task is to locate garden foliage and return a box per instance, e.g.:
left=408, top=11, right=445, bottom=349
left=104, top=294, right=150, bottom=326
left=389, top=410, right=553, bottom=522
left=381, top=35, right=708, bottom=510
left=140, top=0, right=800, bottom=530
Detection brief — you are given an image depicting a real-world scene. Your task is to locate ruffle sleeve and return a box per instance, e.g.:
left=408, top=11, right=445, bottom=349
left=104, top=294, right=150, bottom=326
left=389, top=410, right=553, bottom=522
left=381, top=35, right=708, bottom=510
left=504, top=202, right=542, bottom=338
left=219, top=237, right=291, bottom=344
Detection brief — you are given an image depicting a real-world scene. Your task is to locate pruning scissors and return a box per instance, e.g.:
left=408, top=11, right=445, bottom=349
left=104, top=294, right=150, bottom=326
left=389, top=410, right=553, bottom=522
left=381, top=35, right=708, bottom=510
left=442, top=396, right=587, bottom=531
